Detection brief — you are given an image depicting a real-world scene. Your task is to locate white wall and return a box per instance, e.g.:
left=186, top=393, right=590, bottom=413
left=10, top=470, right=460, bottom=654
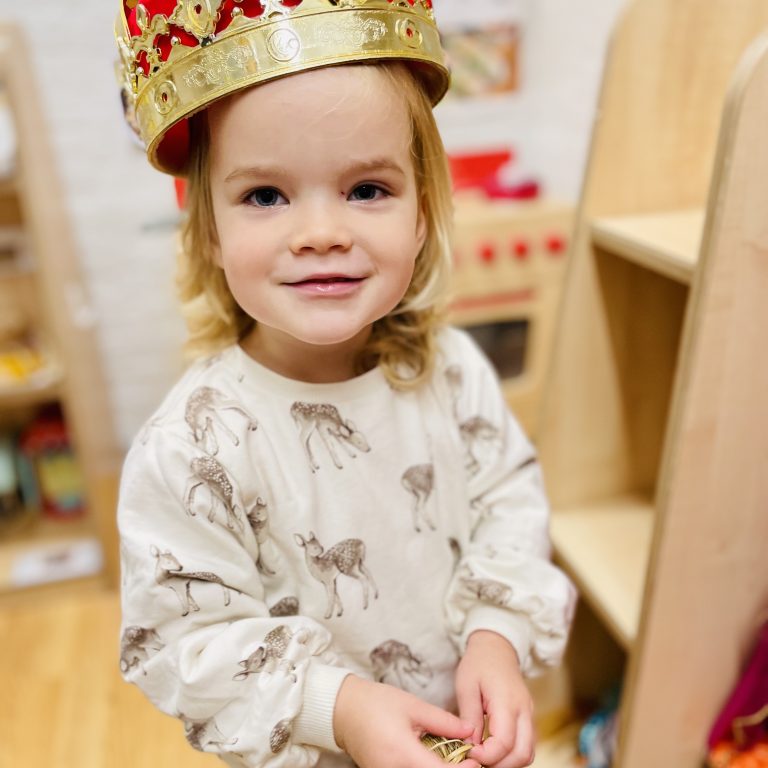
left=0, top=0, right=625, bottom=449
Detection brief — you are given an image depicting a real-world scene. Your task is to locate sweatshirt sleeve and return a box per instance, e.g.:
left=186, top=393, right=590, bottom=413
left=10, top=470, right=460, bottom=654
left=441, top=332, right=577, bottom=677
left=118, top=428, right=352, bottom=767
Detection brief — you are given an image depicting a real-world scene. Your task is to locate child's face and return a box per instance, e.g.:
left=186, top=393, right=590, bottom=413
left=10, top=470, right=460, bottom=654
left=207, top=65, right=427, bottom=363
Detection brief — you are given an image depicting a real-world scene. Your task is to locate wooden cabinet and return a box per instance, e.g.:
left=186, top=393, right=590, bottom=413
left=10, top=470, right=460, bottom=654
left=535, top=1, right=768, bottom=765
left=0, top=24, right=121, bottom=599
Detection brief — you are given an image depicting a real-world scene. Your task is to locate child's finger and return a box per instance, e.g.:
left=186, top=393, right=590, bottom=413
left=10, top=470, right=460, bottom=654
left=468, top=707, right=518, bottom=766
left=455, top=679, right=485, bottom=744
left=416, top=703, right=474, bottom=742
left=507, top=711, right=535, bottom=767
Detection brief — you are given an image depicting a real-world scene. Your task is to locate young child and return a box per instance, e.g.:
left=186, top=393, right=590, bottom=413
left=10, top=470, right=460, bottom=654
left=115, top=2, right=576, bottom=767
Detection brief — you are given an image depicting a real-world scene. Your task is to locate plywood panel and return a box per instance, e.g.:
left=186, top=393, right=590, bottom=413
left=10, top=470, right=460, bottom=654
left=619, top=33, right=768, bottom=768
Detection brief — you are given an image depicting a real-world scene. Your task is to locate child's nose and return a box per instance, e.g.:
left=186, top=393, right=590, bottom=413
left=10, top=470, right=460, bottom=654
left=289, top=200, right=353, bottom=255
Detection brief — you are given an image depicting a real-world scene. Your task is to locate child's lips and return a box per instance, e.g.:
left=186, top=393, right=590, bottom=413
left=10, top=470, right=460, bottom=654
left=284, top=274, right=366, bottom=296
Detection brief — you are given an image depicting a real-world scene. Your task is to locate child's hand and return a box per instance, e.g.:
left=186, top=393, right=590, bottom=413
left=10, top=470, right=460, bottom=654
left=455, top=630, right=535, bottom=768
left=333, top=675, right=481, bottom=768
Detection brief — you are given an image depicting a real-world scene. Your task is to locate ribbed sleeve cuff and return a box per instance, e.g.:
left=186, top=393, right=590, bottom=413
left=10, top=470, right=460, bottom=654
left=292, top=663, right=353, bottom=753
left=461, top=605, right=532, bottom=669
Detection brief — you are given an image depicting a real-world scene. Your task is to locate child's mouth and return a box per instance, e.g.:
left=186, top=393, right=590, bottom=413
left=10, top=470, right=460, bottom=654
left=287, top=276, right=365, bottom=295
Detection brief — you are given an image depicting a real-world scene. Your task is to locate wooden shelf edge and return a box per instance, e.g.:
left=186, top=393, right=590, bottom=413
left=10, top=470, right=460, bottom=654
left=551, top=494, right=655, bottom=650
left=590, top=209, right=704, bottom=285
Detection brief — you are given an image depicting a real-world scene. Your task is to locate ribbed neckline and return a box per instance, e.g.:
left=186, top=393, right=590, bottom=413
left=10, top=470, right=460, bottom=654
left=230, top=343, right=387, bottom=402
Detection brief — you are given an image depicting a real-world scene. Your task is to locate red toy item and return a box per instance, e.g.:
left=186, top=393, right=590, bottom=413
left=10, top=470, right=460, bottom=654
left=448, top=150, right=540, bottom=200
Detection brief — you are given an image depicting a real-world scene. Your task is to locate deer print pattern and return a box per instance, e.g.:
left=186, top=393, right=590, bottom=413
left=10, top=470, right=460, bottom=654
left=152, top=545, right=232, bottom=616
left=462, top=574, right=512, bottom=608
left=294, top=532, right=378, bottom=619
left=185, top=456, right=244, bottom=532
left=401, top=463, right=436, bottom=532
left=269, top=596, right=300, bottom=617
left=445, top=365, right=504, bottom=475
left=459, top=416, right=503, bottom=476
left=290, top=402, right=370, bottom=471
left=370, top=640, right=433, bottom=689
left=185, top=386, right=258, bottom=455
left=269, top=719, right=292, bottom=754
left=246, top=497, right=276, bottom=576
left=233, top=625, right=305, bottom=683
left=180, top=713, right=239, bottom=753
left=120, top=626, right=164, bottom=676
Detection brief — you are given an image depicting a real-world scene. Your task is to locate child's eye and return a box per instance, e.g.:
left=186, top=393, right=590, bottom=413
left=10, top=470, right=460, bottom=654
left=245, top=187, right=286, bottom=207
left=349, top=184, right=388, bottom=202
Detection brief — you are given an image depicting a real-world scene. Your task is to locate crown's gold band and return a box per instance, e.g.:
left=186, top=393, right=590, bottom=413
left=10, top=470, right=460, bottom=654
left=126, top=7, right=448, bottom=172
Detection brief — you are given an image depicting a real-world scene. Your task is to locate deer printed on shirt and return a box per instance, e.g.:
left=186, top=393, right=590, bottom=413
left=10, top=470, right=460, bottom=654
left=459, top=416, right=503, bottom=476
left=370, top=640, right=433, bottom=690
left=294, top=532, right=378, bottom=619
left=463, top=574, right=512, bottom=608
left=401, top=463, right=436, bottom=532
left=444, top=365, right=503, bottom=475
left=185, top=386, right=258, bottom=455
left=291, top=402, right=370, bottom=471
left=246, top=497, right=277, bottom=576
left=180, top=713, right=240, bottom=753
left=185, top=455, right=245, bottom=532
left=233, top=624, right=307, bottom=683
left=120, top=626, right=164, bottom=676
left=269, top=596, right=300, bottom=617
left=151, top=545, right=232, bottom=617
left=269, top=719, right=292, bottom=754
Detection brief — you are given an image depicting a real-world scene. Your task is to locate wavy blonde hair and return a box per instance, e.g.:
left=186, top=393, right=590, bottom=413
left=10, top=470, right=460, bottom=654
left=177, top=62, right=453, bottom=389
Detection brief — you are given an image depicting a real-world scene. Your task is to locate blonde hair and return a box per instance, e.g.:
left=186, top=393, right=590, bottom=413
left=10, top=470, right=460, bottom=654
left=177, top=62, right=454, bottom=389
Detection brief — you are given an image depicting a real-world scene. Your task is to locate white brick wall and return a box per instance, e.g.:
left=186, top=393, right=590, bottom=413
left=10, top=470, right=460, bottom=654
left=0, top=0, right=624, bottom=449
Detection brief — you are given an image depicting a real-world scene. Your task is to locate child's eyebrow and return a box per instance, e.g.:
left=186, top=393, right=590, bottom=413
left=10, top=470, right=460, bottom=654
left=343, top=158, right=407, bottom=178
left=223, top=157, right=406, bottom=184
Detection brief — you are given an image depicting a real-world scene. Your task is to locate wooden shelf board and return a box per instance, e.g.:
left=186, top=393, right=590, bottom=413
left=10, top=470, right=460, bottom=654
left=551, top=494, right=654, bottom=650
left=591, top=209, right=704, bottom=284
left=0, top=514, right=103, bottom=594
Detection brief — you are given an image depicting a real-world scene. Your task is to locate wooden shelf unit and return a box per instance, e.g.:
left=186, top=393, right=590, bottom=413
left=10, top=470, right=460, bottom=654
left=537, top=2, right=768, bottom=766
left=590, top=209, right=703, bottom=285
left=0, top=24, right=121, bottom=597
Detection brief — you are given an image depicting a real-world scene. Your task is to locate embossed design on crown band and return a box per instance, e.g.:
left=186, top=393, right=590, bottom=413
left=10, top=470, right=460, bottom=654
left=267, top=28, right=302, bottom=61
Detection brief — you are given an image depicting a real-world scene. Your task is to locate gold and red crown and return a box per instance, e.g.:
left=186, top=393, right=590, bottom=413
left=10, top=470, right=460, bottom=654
left=116, top=0, right=449, bottom=175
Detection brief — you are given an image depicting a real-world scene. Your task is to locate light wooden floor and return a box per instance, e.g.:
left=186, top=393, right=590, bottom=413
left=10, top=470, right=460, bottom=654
left=0, top=586, right=217, bottom=768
